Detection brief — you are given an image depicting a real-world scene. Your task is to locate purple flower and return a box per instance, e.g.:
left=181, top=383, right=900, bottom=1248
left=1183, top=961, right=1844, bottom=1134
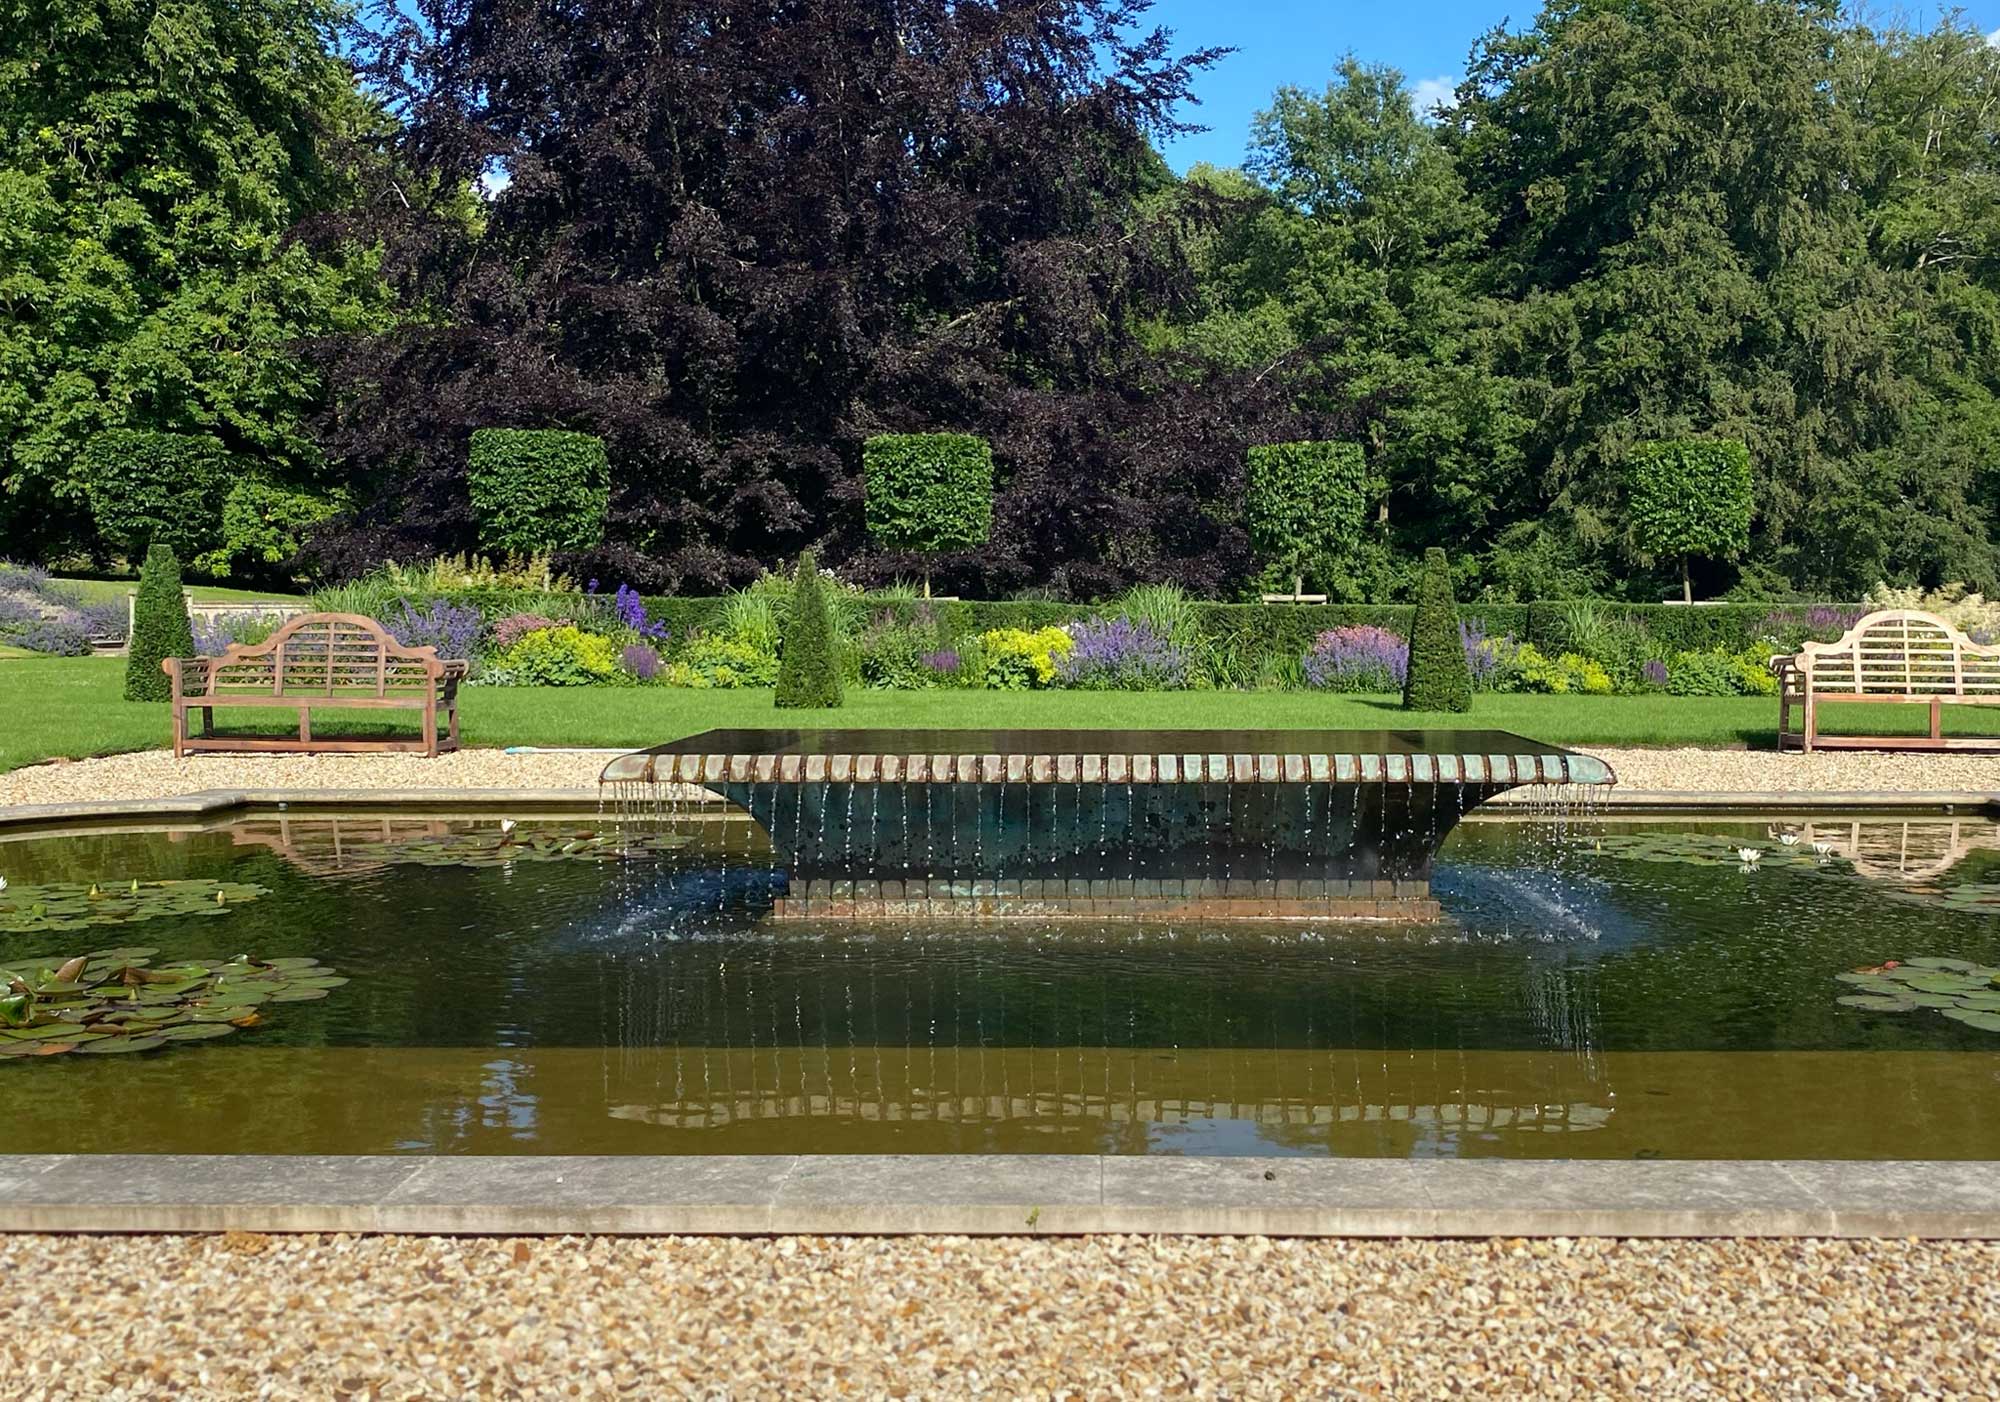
left=920, top=648, right=962, bottom=676
left=613, top=583, right=669, bottom=640
left=1058, top=618, right=1190, bottom=690
left=1459, top=619, right=1512, bottom=690
left=1643, top=659, right=1670, bottom=687
left=19, top=617, right=91, bottom=656
left=621, top=642, right=663, bottom=680
left=385, top=598, right=483, bottom=660
left=1303, top=626, right=1407, bottom=692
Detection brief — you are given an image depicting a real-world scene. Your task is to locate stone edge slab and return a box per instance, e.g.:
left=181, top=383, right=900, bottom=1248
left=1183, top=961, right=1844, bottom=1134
left=5, top=1156, right=2000, bottom=1239
left=5, top=787, right=1997, bottom=836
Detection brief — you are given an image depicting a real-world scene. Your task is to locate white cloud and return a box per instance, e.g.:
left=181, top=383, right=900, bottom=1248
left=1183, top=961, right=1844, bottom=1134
left=1408, top=75, right=1459, bottom=122
left=478, top=164, right=513, bottom=199
left=1988, top=25, right=2000, bottom=47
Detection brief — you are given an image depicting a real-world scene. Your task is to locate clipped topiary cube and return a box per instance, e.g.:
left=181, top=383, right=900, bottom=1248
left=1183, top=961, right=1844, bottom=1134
left=1625, top=438, right=1753, bottom=603
left=774, top=550, right=844, bottom=709
left=467, top=428, right=611, bottom=555
left=1402, top=548, right=1472, bottom=713
left=126, top=544, right=195, bottom=702
left=1245, top=440, right=1366, bottom=599
left=862, top=433, right=994, bottom=597
left=81, top=430, right=233, bottom=564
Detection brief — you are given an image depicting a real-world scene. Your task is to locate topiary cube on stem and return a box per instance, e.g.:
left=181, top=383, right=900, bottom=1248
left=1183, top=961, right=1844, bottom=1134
left=774, top=550, right=844, bottom=709
left=1402, top=547, right=1472, bottom=713
left=126, top=544, right=195, bottom=702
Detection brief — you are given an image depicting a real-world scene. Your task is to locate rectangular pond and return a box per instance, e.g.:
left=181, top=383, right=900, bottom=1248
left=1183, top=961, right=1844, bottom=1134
left=2, top=807, right=1997, bottom=1159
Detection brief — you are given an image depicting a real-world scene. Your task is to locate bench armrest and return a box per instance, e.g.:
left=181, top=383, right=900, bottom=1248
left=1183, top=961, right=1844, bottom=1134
left=161, top=656, right=215, bottom=691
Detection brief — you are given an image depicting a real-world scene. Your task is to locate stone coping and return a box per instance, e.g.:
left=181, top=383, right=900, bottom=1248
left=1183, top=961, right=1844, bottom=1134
left=603, top=749, right=1616, bottom=787
left=3, top=1155, right=1998, bottom=1239
left=3, top=787, right=1996, bottom=836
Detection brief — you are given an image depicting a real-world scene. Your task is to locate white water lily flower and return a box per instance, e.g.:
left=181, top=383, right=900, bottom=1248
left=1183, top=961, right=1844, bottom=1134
left=1812, top=840, right=1836, bottom=857
left=1779, top=833, right=1801, bottom=847
left=0, top=875, right=7, bottom=892
left=1737, top=847, right=1763, bottom=866
left=499, top=819, right=518, bottom=835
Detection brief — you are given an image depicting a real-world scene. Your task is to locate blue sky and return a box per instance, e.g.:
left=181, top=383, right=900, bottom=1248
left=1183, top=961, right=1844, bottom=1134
left=1146, top=1, right=2000, bottom=172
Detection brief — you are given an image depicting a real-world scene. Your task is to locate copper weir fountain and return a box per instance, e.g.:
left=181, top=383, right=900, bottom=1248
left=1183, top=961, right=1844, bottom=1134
left=601, top=729, right=1616, bottom=921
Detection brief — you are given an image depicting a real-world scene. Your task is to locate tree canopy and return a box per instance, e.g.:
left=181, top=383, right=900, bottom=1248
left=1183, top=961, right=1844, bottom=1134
left=0, top=0, right=387, bottom=563
left=8, top=0, right=2000, bottom=601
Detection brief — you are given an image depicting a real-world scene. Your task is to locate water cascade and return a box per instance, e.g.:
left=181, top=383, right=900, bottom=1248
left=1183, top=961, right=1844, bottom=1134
left=601, top=728, right=1617, bottom=922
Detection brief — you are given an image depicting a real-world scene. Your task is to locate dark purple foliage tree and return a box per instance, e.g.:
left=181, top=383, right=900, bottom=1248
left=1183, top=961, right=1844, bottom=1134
left=308, top=0, right=1330, bottom=594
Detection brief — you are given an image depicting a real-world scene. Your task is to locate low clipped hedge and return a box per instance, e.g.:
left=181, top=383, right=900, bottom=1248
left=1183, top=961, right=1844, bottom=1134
left=319, top=582, right=1851, bottom=686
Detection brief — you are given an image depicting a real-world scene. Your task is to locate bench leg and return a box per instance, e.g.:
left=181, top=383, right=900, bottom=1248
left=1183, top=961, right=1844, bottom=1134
left=1803, top=696, right=1816, bottom=754
left=1931, top=697, right=1943, bottom=741
left=299, top=709, right=312, bottom=746
left=171, top=704, right=186, bottom=760
left=422, top=703, right=438, bottom=758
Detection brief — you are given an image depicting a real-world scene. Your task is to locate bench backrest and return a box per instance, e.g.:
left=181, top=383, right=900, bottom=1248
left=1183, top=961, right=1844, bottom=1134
left=193, top=613, right=448, bottom=697
left=1793, top=609, right=2000, bottom=697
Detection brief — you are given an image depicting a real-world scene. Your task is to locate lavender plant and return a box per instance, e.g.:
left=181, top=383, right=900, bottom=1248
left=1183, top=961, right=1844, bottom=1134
left=1302, top=625, right=1407, bottom=692
left=1057, top=617, right=1191, bottom=690
left=385, top=599, right=483, bottom=659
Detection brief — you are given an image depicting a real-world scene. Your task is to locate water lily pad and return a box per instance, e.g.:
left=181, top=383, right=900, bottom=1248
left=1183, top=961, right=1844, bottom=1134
left=0, top=950, right=346, bottom=1062
left=1837, top=958, right=2000, bottom=1035
left=0, top=879, right=267, bottom=936
left=341, top=825, right=690, bottom=871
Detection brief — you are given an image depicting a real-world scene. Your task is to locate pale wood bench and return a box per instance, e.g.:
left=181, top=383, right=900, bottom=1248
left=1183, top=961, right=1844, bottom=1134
left=162, top=613, right=468, bottom=757
left=1774, top=609, right=2000, bottom=752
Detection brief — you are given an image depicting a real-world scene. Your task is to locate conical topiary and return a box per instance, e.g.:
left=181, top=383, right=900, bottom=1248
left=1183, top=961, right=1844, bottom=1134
left=125, top=544, right=195, bottom=702
left=774, top=549, right=844, bottom=709
left=1402, top=547, right=1472, bottom=713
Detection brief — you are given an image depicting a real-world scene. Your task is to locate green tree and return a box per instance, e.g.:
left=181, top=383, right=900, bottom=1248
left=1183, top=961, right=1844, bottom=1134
left=1243, top=441, right=1366, bottom=597
left=125, top=545, right=195, bottom=702
left=862, top=435, right=994, bottom=598
left=774, top=551, right=843, bottom=709
left=0, top=0, right=388, bottom=559
left=1627, top=440, right=1754, bottom=603
left=1402, top=548, right=1471, bottom=712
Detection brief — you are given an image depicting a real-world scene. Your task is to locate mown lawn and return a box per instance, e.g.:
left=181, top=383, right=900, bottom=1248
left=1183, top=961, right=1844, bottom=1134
left=7, top=655, right=2000, bottom=774
left=51, top=577, right=308, bottom=605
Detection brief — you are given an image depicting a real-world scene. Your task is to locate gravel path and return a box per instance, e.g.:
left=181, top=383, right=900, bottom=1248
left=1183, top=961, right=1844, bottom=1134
left=3, top=1232, right=1995, bottom=1398
left=4, top=745, right=1999, bottom=811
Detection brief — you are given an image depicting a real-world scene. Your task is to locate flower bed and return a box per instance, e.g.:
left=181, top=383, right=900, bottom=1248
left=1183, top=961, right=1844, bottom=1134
left=276, top=557, right=1900, bottom=696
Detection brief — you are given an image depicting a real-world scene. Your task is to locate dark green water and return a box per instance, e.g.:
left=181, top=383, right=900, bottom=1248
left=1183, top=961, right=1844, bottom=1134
left=3, top=810, right=1997, bottom=1158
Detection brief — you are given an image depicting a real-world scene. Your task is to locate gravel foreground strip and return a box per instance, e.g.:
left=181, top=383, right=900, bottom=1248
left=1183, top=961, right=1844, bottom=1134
left=4, top=745, right=2000, bottom=810
left=3, top=1233, right=1997, bottom=1399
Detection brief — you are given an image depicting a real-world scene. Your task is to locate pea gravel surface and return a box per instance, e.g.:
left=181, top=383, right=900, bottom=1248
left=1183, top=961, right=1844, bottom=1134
left=3, top=746, right=1999, bottom=811
left=2, top=1232, right=1996, bottom=1399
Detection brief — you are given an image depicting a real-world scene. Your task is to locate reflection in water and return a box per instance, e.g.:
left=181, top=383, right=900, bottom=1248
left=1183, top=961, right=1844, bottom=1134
left=4, top=810, right=2000, bottom=1158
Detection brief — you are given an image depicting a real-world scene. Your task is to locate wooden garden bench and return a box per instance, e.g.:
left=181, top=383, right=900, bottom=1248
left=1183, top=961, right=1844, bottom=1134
left=1775, top=609, right=2000, bottom=752
left=162, top=613, right=468, bottom=758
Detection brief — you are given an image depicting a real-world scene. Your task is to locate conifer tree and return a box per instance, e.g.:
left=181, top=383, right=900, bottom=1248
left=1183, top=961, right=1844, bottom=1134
left=125, top=545, right=196, bottom=702
left=774, top=551, right=844, bottom=709
left=1402, top=548, right=1472, bottom=712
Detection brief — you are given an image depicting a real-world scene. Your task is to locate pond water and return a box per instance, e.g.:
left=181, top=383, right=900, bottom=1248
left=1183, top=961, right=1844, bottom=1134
left=3, top=809, right=1997, bottom=1159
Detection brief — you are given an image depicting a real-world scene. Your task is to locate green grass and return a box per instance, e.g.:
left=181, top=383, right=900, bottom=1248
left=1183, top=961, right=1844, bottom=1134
left=9, top=656, right=2000, bottom=774
left=51, top=576, right=306, bottom=605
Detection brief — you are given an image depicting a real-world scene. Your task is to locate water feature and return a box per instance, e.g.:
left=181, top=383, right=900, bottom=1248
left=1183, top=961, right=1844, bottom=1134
left=4, top=804, right=1998, bottom=1159
left=600, top=728, right=1617, bottom=921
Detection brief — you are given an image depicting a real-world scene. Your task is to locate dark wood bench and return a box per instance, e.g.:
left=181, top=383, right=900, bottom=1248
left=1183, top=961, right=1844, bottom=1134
left=1775, top=609, right=2000, bottom=752
left=163, top=613, right=468, bottom=757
